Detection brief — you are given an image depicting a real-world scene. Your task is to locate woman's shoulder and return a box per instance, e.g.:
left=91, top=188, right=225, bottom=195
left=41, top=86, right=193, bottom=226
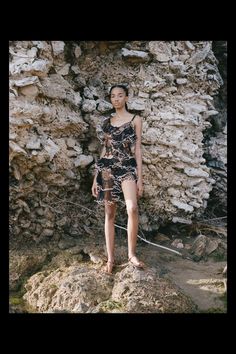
left=132, top=114, right=142, bottom=124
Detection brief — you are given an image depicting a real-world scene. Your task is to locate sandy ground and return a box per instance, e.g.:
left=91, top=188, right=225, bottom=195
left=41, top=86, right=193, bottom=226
left=137, top=240, right=227, bottom=312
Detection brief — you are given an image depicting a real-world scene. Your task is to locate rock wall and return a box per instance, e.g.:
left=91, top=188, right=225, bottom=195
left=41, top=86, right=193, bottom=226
left=9, top=41, right=225, bottom=242
left=204, top=41, right=227, bottom=215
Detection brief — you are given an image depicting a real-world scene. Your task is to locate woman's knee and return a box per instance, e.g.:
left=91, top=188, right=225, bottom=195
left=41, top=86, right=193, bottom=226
left=126, top=204, right=138, bottom=215
left=105, top=205, right=116, bottom=220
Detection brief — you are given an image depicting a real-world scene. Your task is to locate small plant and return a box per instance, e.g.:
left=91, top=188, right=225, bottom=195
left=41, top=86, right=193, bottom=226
left=10, top=296, right=22, bottom=306
left=101, top=300, right=123, bottom=311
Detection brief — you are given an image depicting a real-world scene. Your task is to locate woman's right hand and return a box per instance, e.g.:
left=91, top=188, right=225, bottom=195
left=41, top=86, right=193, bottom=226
left=91, top=182, right=98, bottom=198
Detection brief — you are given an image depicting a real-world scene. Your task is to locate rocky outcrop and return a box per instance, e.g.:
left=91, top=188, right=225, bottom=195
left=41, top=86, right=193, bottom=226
left=23, top=263, right=196, bottom=313
left=9, top=41, right=226, bottom=243
left=10, top=227, right=226, bottom=313
left=203, top=41, right=227, bottom=215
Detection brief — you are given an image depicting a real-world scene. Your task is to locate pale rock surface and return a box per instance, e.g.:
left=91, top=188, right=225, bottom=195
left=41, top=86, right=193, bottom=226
left=9, top=40, right=226, bottom=241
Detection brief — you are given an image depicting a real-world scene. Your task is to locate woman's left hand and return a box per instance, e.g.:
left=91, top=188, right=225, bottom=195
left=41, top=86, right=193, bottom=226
left=137, top=179, right=144, bottom=198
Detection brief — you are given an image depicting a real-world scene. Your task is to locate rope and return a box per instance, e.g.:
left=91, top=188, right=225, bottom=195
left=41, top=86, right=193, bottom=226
left=114, top=223, right=183, bottom=256
left=49, top=192, right=183, bottom=256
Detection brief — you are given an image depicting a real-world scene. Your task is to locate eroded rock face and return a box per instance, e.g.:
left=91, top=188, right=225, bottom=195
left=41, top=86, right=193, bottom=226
left=9, top=248, right=48, bottom=291
left=203, top=41, right=227, bottom=215
left=9, top=41, right=226, bottom=243
left=23, top=264, right=196, bottom=313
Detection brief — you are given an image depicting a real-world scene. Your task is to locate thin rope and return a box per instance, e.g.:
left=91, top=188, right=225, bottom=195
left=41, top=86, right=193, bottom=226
left=49, top=192, right=183, bottom=257
left=114, top=223, right=183, bottom=256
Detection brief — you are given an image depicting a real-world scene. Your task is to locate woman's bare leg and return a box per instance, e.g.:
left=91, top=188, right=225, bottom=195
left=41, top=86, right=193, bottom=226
left=104, top=201, right=117, bottom=269
left=121, top=179, right=144, bottom=266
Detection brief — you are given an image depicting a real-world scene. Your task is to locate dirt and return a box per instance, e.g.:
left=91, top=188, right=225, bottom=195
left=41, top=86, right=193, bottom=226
left=137, top=241, right=227, bottom=313
left=9, top=228, right=227, bottom=313
left=159, top=257, right=226, bottom=312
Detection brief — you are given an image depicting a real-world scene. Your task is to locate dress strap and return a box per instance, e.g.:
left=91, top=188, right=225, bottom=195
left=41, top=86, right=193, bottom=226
left=131, top=114, right=136, bottom=121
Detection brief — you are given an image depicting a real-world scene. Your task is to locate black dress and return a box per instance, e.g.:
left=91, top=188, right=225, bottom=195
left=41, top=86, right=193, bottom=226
left=95, top=115, right=138, bottom=204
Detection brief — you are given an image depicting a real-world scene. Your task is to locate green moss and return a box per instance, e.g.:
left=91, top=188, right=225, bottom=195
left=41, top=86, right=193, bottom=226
left=211, top=252, right=227, bottom=261
left=203, top=307, right=227, bottom=313
left=9, top=291, right=37, bottom=313
left=101, top=300, right=123, bottom=311
left=50, top=284, right=58, bottom=289
left=9, top=274, right=31, bottom=312
left=10, top=296, right=22, bottom=306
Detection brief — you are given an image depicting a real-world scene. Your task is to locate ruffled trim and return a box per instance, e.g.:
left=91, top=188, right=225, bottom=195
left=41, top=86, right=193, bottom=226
left=96, top=170, right=137, bottom=205
left=95, top=115, right=138, bottom=205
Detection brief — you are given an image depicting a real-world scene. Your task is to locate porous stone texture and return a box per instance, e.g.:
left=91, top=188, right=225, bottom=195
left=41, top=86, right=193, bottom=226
left=9, top=40, right=226, bottom=242
left=23, top=263, right=196, bottom=313
left=203, top=41, right=227, bottom=215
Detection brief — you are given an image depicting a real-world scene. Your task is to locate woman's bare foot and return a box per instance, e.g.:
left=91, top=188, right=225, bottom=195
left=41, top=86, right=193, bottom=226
left=103, top=260, right=114, bottom=274
left=128, top=255, right=145, bottom=269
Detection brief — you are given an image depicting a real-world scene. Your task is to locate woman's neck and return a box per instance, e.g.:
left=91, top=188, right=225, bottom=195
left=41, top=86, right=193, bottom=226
left=115, top=108, right=128, bottom=118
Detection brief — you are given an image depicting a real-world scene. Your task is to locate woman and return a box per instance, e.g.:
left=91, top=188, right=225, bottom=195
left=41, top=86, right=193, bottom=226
left=91, top=84, right=145, bottom=274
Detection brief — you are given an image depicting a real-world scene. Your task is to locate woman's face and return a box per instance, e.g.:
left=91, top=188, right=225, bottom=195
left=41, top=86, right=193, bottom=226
left=110, top=87, right=128, bottom=109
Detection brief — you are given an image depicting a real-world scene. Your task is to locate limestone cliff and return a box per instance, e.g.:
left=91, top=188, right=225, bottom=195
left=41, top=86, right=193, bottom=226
left=9, top=40, right=227, bottom=242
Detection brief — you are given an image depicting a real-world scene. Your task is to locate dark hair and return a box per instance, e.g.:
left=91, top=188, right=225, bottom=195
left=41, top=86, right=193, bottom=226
left=109, top=84, right=129, bottom=111
left=109, top=84, right=129, bottom=97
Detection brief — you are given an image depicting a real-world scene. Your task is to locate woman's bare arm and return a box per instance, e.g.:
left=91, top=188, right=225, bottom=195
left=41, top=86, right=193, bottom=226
left=134, top=116, right=143, bottom=197
left=92, top=144, right=106, bottom=197
left=134, top=116, right=143, bottom=182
